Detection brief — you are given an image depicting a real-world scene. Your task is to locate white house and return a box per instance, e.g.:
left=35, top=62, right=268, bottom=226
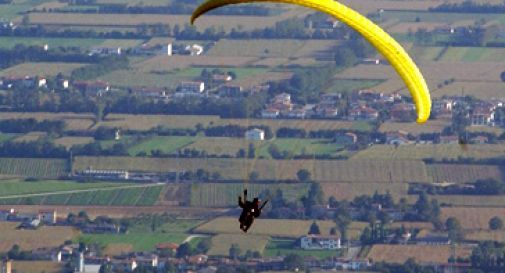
left=300, top=235, right=341, bottom=250
left=245, top=128, right=265, bottom=141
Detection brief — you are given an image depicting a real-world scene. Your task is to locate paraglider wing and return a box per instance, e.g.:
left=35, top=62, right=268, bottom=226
left=191, top=0, right=431, bottom=123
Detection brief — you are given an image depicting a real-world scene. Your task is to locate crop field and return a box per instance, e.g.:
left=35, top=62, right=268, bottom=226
left=135, top=56, right=258, bottom=72
left=195, top=217, right=338, bottom=238
left=467, top=125, right=505, bottom=136
left=12, top=261, right=63, bottom=273
left=388, top=22, right=446, bottom=34
left=231, top=71, right=293, bottom=88
left=441, top=207, right=505, bottom=230
left=408, top=46, right=446, bottom=62
left=97, top=114, right=220, bottom=130
left=380, top=10, right=505, bottom=24
left=54, top=137, right=95, bottom=149
left=103, top=243, right=134, bottom=256
left=325, top=79, right=383, bottom=94
left=432, top=81, right=505, bottom=100
left=379, top=119, right=450, bottom=136
left=0, top=62, right=86, bottom=77
left=320, top=182, right=408, bottom=201
left=352, top=144, right=505, bottom=161
left=0, top=158, right=68, bottom=178
left=367, top=244, right=473, bottom=264
left=79, top=232, right=187, bottom=251
left=220, top=119, right=372, bottom=132
left=208, top=39, right=338, bottom=58
left=208, top=234, right=270, bottom=256
left=427, top=164, right=504, bottom=184
left=127, top=136, right=196, bottom=156
left=440, top=47, right=505, bottom=62
left=0, top=222, right=78, bottom=252
left=466, top=230, right=505, bottom=242
left=339, top=0, right=440, bottom=14
left=74, top=157, right=431, bottom=183
left=13, top=132, right=46, bottom=143
left=405, top=194, right=505, bottom=207
left=26, top=12, right=298, bottom=31
left=0, top=112, right=95, bottom=131
left=190, top=183, right=309, bottom=207
left=336, top=62, right=505, bottom=94
left=0, top=37, right=105, bottom=49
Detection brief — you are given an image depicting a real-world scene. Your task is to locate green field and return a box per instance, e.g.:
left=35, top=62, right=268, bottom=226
left=0, top=134, right=18, bottom=143
left=0, top=182, right=163, bottom=206
left=325, top=79, right=383, bottom=94
left=264, top=239, right=341, bottom=258
left=439, top=47, right=505, bottom=62
left=0, top=158, right=68, bottom=178
left=0, top=180, right=122, bottom=197
left=127, top=136, right=196, bottom=156
left=257, top=138, right=345, bottom=158
left=208, top=234, right=270, bottom=256
left=190, top=183, right=309, bottom=207
left=409, top=46, right=445, bottom=62
left=381, top=10, right=505, bottom=23
left=80, top=233, right=187, bottom=251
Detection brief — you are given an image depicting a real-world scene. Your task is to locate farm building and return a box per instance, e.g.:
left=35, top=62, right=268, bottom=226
left=390, top=103, right=415, bottom=121
left=77, top=169, right=129, bottom=180
left=386, top=131, right=411, bottom=145
left=219, top=85, right=243, bottom=97
left=38, top=210, right=57, bottom=224
left=73, top=81, right=110, bottom=97
left=133, top=43, right=173, bottom=56
left=89, top=46, right=122, bottom=56
left=300, top=235, right=341, bottom=250
left=178, top=81, right=205, bottom=94
left=131, top=87, right=167, bottom=98
left=245, top=128, right=265, bottom=141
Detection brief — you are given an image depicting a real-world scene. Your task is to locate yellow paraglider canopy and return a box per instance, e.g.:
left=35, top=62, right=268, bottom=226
left=191, top=0, right=432, bottom=123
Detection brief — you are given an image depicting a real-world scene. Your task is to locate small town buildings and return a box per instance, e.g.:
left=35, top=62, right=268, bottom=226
left=219, top=85, right=243, bottom=97
left=390, top=103, right=415, bottom=121
left=131, top=87, right=167, bottom=98
left=212, top=74, right=233, bottom=84
left=73, top=81, right=111, bottom=97
left=439, top=135, right=459, bottom=144
left=89, top=46, right=122, bottom=56
left=133, top=43, right=172, bottom=56
left=471, top=106, right=495, bottom=126
left=433, top=99, right=453, bottom=115
left=245, top=128, right=265, bottom=141
left=386, top=131, right=410, bottom=145
left=300, top=235, right=341, bottom=250
left=348, top=105, right=379, bottom=120
left=261, top=108, right=280, bottom=119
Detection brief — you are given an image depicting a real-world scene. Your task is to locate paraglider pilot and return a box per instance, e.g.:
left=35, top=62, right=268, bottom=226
left=238, top=189, right=268, bottom=232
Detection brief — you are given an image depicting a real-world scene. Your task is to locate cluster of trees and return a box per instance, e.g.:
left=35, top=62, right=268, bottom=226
left=0, top=45, right=97, bottom=69
left=405, top=192, right=441, bottom=225
left=471, top=242, right=505, bottom=273
left=373, top=259, right=438, bottom=273
left=0, top=140, right=67, bottom=158
left=0, top=119, right=65, bottom=134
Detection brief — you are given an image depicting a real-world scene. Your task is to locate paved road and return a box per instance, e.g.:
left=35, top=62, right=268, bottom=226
left=183, top=234, right=210, bottom=244
left=0, top=183, right=161, bottom=200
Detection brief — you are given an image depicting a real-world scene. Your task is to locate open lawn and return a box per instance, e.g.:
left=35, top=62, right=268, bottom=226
left=441, top=207, right=505, bottom=230
left=0, top=62, right=86, bottom=77
left=352, top=144, right=505, bottom=160
left=190, top=183, right=309, bottom=207
left=432, top=81, right=505, bottom=100
left=74, top=156, right=431, bottom=183
left=79, top=232, right=187, bottom=251
left=0, top=222, right=78, bottom=252
left=208, top=234, right=270, bottom=256
left=195, top=217, right=337, bottom=238
left=427, top=164, right=504, bottom=184
left=127, top=136, right=196, bottom=156
left=379, top=119, right=450, bottom=136
left=0, top=158, right=68, bottom=178
left=380, top=10, right=505, bottom=24
left=367, top=244, right=473, bottom=264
